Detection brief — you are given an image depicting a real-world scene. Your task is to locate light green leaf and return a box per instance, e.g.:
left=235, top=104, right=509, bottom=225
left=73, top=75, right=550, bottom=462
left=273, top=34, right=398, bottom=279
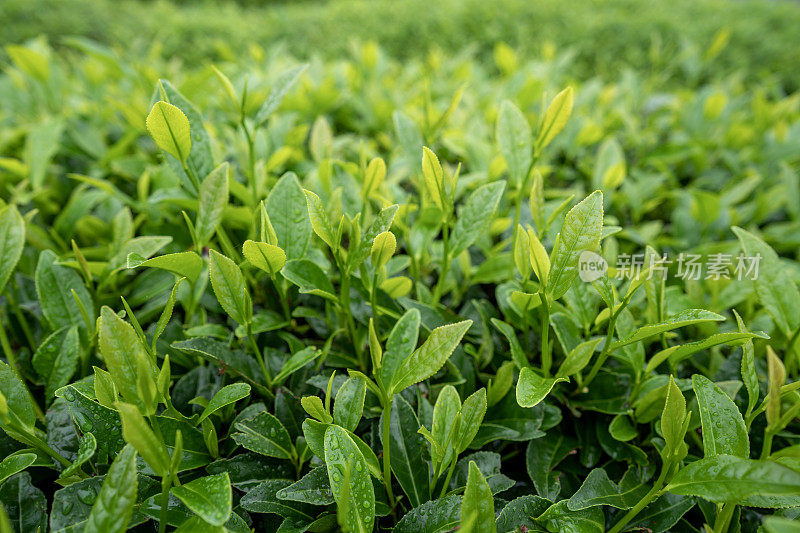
left=334, top=377, right=366, bottom=432
left=567, top=467, right=649, bottom=510
left=303, top=189, right=335, bottom=249
left=84, top=444, right=138, bottom=533
left=456, top=388, right=487, bottom=454
left=661, top=376, right=688, bottom=462
left=348, top=204, right=399, bottom=270
left=272, top=347, right=320, bottom=385
left=0, top=453, right=36, bottom=486
left=0, top=205, right=24, bottom=293
left=243, top=240, right=286, bottom=276
left=171, top=473, right=232, bottom=526
left=126, top=251, right=203, bottom=282
left=146, top=101, right=192, bottom=162
left=666, top=455, right=800, bottom=503
left=557, top=338, right=602, bottom=377
left=208, top=250, right=252, bottom=326
left=422, top=146, right=445, bottom=208
left=380, top=309, right=421, bottom=385
left=196, top=162, right=229, bottom=246
left=324, top=424, right=375, bottom=533
left=460, top=461, right=495, bottom=532
left=733, top=226, right=800, bottom=335
left=390, top=320, right=472, bottom=394
left=99, top=307, right=154, bottom=410
left=432, top=385, right=461, bottom=466
left=255, top=64, right=308, bottom=126
left=547, top=191, right=604, bottom=300
left=593, top=138, right=626, bottom=190
left=610, top=309, right=725, bottom=351
left=451, top=181, right=506, bottom=255
left=267, top=172, right=312, bottom=260
left=198, top=383, right=251, bottom=424
left=516, top=368, right=567, bottom=408
left=536, top=87, right=574, bottom=150
left=497, top=100, right=532, bottom=187
left=232, top=411, right=293, bottom=459
left=116, top=402, right=170, bottom=477
left=692, top=375, right=749, bottom=458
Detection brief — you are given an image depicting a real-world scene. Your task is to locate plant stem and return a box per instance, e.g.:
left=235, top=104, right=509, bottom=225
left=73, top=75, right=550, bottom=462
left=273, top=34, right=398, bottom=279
left=272, top=275, right=292, bottom=322
left=241, top=118, right=257, bottom=200
left=432, top=223, right=450, bottom=305
left=713, top=502, right=736, bottom=533
left=381, top=394, right=395, bottom=507
left=339, top=271, right=364, bottom=369
left=439, top=459, right=457, bottom=499
left=246, top=323, right=272, bottom=389
left=0, top=311, right=46, bottom=424
left=158, top=476, right=171, bottom=533
left=760, top=429, right=774, bottom=459
left=582, top=312, right=619, bottom=390
left=511, top=189, right=523, bottom=278
left=370, top=269, right=380, bottom=323
left=539, top=295, right=552, bottom=376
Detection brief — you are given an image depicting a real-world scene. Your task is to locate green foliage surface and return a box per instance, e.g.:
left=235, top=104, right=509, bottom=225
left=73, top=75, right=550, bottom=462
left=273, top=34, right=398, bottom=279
left=1, top=3, right=800, bottom=531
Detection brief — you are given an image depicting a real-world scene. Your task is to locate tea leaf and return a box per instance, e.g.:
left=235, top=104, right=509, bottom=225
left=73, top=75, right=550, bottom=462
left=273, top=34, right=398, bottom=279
left=733, top=226, right=800, bottom=335
left=146, top=101, right=192, bottom=162
left=196, top=162, right=229, bottom=246
left=667, top=455, right=800, bottom=502
left=255, top=64, right=308, bottom=126
left=451, top=181, right=506, bottom=255
left=171, top=473, right=232, bottom=526
left=126, top=251, right=203, bottom=282
left=208, top=250, right=252, bottom=326
left=85, top=444, right=138, bottom=533
left=692, top=375, right=749, bottom=458
left=36, top=250, right=94, bottom=332
left=99, top=307, right=154, bottom=410
left=388, top=395, right=430, bottom=507
left=198, top=383, right=251, bottom=424
left=497, top=100, right=532, bottom=187
left=32, top=326, right=79, bottom=400
left=232, top=411, right=293, bottom=459
left=0, top=205, right=24, bottom=293
left=547, top=191, right=603, bottom=300
left=459, top=461, right=495, bottom=532
left=0, top=453, right=36, bottom=486
left=334, top=376, right=366, bottom=432
left=243, top=240, right=287, bottom=276
left=116, top=402, right=170, bottom=477
left=536, top=87, right=574, bottom=150
left=390, top=320, right=472, bottom=393
left=267, top=173, right=312, bottom=260
left=324, top=424, right=375, bottom=533
left=516, top=369, right=567, bottom=408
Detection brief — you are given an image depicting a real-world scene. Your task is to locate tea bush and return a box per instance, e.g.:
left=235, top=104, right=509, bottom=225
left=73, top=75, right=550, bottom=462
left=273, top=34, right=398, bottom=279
left=1, top=9, right=800, bottom=533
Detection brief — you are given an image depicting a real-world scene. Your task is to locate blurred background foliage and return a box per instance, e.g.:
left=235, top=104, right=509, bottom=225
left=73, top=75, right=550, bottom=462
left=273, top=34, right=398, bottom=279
left=2, top=0, right=800, bottom=92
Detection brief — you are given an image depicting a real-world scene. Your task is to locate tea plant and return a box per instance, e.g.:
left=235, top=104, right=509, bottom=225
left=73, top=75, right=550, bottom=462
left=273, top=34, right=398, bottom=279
left=1, top=29, right=799, bottom=533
